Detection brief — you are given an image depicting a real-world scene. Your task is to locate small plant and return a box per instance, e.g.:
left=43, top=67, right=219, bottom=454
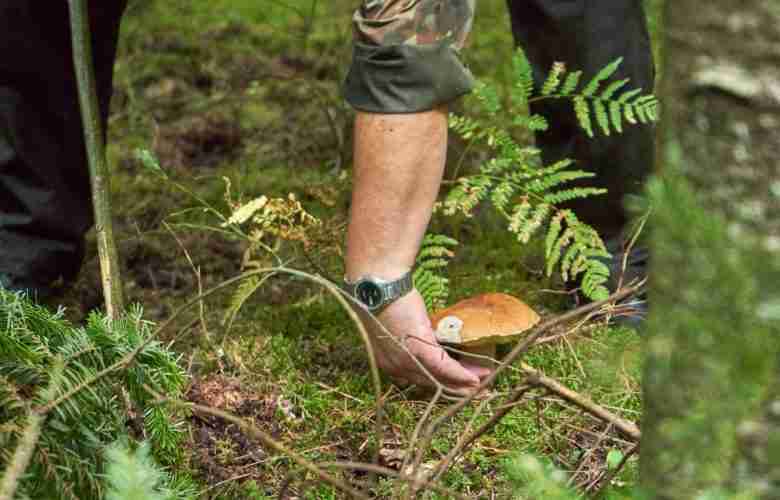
left=413, top=233, right=459, bottom=310
left=0, top=289, right=189, bottom=499
left=442, top=48, right=658, bottom=300
left=103, top=441, right=197, bottom=500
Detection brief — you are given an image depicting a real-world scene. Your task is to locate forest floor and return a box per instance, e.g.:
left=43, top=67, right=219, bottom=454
left=49, top=0, right=780, bottom=497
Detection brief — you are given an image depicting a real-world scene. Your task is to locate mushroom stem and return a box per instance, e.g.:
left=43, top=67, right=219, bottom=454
left=462, top=344, right=497, bottom=368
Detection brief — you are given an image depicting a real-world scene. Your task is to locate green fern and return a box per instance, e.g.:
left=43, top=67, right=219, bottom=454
left=413, top=234, right=458, bottom=311
left=443, top=48, right=658, bottom=299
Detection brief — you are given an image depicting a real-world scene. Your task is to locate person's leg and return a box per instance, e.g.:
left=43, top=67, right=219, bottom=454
left=0, top=0, right=127, bottom=295
left=505, top=0, right=656, bottom=239
left=344, top=0, right=490, bottom=393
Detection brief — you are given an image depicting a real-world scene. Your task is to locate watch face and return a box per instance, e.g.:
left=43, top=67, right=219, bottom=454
left=355, top=281, right=383, bottom=310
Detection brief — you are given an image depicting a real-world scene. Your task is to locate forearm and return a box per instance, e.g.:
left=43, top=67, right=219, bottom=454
left=345, top=107, right=448, bottom=281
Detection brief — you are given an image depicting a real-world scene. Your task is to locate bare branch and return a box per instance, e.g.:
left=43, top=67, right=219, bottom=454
left=519, top=362, right=641, bottom=441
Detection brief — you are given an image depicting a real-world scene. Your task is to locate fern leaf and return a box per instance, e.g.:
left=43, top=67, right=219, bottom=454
left=512, top=47, right=535, bottom=104
left=543, top=187, right=607, bottom=204
left=545, top=212, right=564, bottom=259
left=517, top=203, right=551, bottom=244
left=547, top=227, right=575, bottom=277
left=593, top=99, right=611, bottom=136
left=507, top=199, right=532, bottom=235
left=560, top=242, right=581, bottom=282
left=414, top=234, right=457, bottom=310
left=636, top=103, right=649, bottom=123
left=513, top=114, right=549, bottom=132
left=609, top=101, right=624, bottom=134
left=599, top=78, right=630, bottom=100
left=617, top=88, right=643, bottom=104
left=559, top=70, right=582, bottom=96
left=583, top=57, right=623, bottom=96
left=573, top=96, right=594, bottom=138
left=541, top=62, right=566, bottom=96
left=539, top=159, right=575, bottom=176
left=523, top=170, right=597, bottom=194
left=417, top=258, right=451, bottom=270
left=474, top=81, right=501, bottom=115
left=491, top=181, right=518, bottom=214
left=624, top=103, right=637, bottom=125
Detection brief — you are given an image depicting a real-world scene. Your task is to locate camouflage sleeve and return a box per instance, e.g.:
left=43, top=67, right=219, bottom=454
left=343, top=0, right=476, bottom=113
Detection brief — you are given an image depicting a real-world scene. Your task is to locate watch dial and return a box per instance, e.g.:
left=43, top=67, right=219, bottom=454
left=356, top=281, right=383, bottom=309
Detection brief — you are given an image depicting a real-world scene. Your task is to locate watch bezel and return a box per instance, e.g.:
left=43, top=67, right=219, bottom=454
left=353, top=278, right=386, bottom=311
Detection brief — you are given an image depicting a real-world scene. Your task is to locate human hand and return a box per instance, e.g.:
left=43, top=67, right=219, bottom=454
left=353, top=289, right=492, bottom=396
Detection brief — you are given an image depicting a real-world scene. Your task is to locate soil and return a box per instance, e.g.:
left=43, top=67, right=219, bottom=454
left=185, top=375, right=280, bottom=489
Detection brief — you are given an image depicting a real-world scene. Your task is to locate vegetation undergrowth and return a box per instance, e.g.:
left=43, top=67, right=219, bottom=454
left=0, top=290, right=195, bottom=499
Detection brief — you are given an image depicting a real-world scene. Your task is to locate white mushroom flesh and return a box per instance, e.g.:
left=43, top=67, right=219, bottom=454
left=434, top=315, right=463, bottom=344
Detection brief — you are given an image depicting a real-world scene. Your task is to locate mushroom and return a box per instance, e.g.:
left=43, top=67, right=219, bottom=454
left=430, top=293, right=540, bottom=367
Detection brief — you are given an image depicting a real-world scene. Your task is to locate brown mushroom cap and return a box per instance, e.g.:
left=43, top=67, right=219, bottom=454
left=430, top=293, right=540, bottom=347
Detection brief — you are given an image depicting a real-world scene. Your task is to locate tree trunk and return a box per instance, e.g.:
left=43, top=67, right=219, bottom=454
left=641, top=0, right=780, bottom=497
left=68, top=0, right=124, bottom=318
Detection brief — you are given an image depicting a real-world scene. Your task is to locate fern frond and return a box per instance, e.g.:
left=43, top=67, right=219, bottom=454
left=582, top=57, right=623, bottom=96
left=512, top=47, right=535, bottom=104
left=593, top=100, right=610, bottom=136
left=546, top=226, right=575, bottom=277
left=609, top=101, right=624, bottom=133
left=414, top=234, right=458, bottom=310
left=474, top=81, right=501, bottom=115
left=545, top=212, right=565, bottom=259
left=617, top=88, right=643, bottom=104
left=599, top=78, right=630, bottom=100
left=522, top=170, right=597, bottom=193
left=515, top=203, right=551, bottom=244
left=543, top=187, right=607, bottom=204
left=559, top=71, right=582, bottom=96
left=541, top=62, right=566, bottom=96
left=490, top=181, right=518, bottom=214
left=624, top=103, right=637, bottom=125
left=513, top=114, right=549, bottom=132
left=573, top=96, right=594, bottom=138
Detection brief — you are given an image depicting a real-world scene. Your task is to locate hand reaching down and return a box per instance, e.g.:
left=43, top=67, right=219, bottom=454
left=353, top=289, right=492, bottom=396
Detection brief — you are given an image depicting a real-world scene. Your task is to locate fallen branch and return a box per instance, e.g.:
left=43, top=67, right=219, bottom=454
left=519, top=363, right=641, bottom=441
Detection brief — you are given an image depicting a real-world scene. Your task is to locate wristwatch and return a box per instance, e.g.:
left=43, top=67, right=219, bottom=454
left=343, top=269, right=414, bottom=313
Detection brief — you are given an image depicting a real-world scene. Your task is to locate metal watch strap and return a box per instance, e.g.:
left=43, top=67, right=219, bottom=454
left=344, top=269, right=414, bottom=311
left=379, top=271, right=413, bottom=303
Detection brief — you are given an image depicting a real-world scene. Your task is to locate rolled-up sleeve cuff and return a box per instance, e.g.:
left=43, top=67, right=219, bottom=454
left=343, top=41, right=475, bottom=114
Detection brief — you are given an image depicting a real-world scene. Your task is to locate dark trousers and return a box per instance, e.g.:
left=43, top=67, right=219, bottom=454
left=0, top=0, right=653, bottom=288
left=506, top=0, right=656, bottom=237
left=0, top=1, right=126, bottom=289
